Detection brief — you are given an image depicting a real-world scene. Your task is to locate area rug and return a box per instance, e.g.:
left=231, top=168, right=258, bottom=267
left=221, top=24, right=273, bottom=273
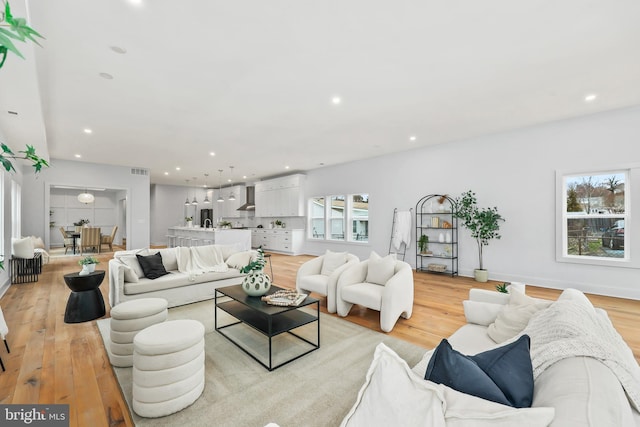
left=97, top=300, right=428, bottom=427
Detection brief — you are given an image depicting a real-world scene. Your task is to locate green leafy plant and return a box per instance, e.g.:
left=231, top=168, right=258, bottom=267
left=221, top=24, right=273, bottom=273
left=185, top=216, right=193, bottom=222
left=240, top=247, right=265, bottom=274
left=78, top=256, right=99, bottom=266
left=0, top=1, right=44, bottom=69
left=0, top=143, right=49, bottom=174
left=274, top=219, right=283, bottom=226
left=496, top=282, right=509, bottom=293
left=73, top=219, right=90, bottom=226
left=219, top=220, right=232, bottom=227
left=418, top=234, right=429, bottom=253
left=454, top=190, right=505, bottom=271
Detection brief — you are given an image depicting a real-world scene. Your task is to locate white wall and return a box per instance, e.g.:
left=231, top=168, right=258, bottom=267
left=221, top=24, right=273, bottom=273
left=21, top=159, right=150, bottom=250
left=303, top=106, right=640, bottom=300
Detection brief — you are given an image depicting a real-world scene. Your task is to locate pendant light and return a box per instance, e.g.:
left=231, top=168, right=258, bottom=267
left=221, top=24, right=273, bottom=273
left=228, top=166, right=236, bottom=201
left=191, top=177, right=198, bottom=205
left=217, top=169, right=224, bottom=202
left=78, top=189, right=95, bottom=204
left=184, top=179, right=190, bottom=205
left=203, top=173, right=210, bottom=204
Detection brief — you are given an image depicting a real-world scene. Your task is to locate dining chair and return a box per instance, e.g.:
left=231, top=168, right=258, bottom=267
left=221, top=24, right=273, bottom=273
left=80, top=227, right=101, bottom=255
left=101, top=225, right=118, bottom=252
left=59, top=227, right=73, bottom=254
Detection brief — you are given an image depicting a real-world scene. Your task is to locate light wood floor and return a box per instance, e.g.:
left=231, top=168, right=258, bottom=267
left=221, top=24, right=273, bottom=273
left=0, top=251, right=638, bottom=427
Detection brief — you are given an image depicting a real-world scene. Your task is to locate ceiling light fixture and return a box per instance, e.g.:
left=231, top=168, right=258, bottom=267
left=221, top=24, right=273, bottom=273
left=77, top=189, right=95, bottom=204
left=331, top=96, right=341, bottom=105
left=584, top=93, right=597, bottom=102
left=84, top=128, right=92, bottom=134
left=184, top=179, right=190, bottom=205
left=409, top=135, right=417, bottom=141
left=209, top=152, right=216, bottom=156
left=203, top=173, right=210, bottom=204
left=191, top=177, right=199, bottom=205
left=74, top=154, right=81, bottom=158
left=217, top=170, right=224, bottom=202
left=228, top=166, right=236, bottom=201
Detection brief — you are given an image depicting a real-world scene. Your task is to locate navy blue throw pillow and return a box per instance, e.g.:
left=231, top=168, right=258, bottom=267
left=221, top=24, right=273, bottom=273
left=424, top=334, right=533, bottom=408
left=136, top=252, right=169, bottom=280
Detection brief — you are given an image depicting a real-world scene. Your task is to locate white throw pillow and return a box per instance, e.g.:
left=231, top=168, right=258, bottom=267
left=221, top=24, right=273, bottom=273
left=11, top=237, right=34, bottom=259
left=365, top=251, right=396, bottom=286
left=442, top=385, right=555, bottom=426
left=118, top=255, right=145, bottom=279
left=121, top=264, right=139, bottom=283
left=148, top=248, right=179, bottom=271
left=226, top=251, right=253, bottom=270
left=30, top=236, right=45, bottom=249
left=463, top=300, right=505, bottom=326
left=340, top=343, right=446, bottom=427
left=320, top=250, right=348, bottom=276
left=487, top=290, right=551, bottom=343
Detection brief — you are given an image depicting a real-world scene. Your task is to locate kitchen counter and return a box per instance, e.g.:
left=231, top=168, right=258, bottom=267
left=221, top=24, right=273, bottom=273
left=168, top=227, right=251, bottom=251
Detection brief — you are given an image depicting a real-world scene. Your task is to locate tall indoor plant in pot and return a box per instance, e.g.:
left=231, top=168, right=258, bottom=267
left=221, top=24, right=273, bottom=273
left=454, top=190, right=504, bottom=282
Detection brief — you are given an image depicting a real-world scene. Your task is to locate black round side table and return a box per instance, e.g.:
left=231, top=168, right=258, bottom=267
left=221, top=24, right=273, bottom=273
left=63, top=270, right=106, bottom=323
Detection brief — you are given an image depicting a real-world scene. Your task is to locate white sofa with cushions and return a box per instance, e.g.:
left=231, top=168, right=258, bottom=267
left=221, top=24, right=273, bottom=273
left=342, top=287, right=640, bottom=426
left=108, top=245, right=256, bottom=308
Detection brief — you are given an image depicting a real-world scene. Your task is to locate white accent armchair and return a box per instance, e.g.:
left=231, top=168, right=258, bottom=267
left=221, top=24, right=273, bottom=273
left=336, top=254, right=414, bottom=332
left=296, top=251, right=359, bottom=313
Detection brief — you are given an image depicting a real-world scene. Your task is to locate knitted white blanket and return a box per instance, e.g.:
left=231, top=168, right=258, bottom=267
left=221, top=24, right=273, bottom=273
left=522, top=300, right=640, bottom=412
left=176, top=246, right=228, bottom=281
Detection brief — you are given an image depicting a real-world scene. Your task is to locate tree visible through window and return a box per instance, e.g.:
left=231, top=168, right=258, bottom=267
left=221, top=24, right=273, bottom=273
left=563, top=171, right=626, bottom=259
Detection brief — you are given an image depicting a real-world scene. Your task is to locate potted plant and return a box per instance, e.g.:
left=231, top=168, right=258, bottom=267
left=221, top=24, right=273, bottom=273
left=274, top=219, right=283, bottom=228
left=418, top=234, right=431, bottom=254
left=454, top=190, right=505, bottom=282
left=239, top=248, right=271, bottom=296
left=73, top=219, right=90, bottom=232
left=185, top=216, right=193, bottom=227
left=218, top=220, right=232, bottom=229
left=78, top=255, right=99, bottom=275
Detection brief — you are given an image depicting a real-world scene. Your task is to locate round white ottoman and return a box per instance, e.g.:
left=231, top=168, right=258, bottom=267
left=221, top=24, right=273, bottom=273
left=132, top=319, right=205, bottom=418
left=109, top=298, right=168, bottom=367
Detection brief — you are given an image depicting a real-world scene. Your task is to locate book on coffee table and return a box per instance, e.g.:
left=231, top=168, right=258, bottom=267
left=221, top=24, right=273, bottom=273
left=262, top=290, right=307, bottom=306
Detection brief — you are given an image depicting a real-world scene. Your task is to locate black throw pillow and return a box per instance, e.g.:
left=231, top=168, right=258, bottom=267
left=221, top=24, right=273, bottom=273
left=424, top=334, right=534, bottom=408
left=136, top=252, right=169, bottom=280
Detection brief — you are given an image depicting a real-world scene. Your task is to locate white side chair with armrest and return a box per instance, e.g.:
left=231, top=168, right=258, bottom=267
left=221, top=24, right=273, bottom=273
left=296, top=250, right=359, bottom=313
left=336, top=252, right=414, bottom=332
left=0, top=306, right=10, bottom=371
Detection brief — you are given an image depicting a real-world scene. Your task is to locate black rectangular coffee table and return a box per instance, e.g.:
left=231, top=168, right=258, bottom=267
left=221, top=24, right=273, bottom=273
left=215, top=284, right=320, bottom=371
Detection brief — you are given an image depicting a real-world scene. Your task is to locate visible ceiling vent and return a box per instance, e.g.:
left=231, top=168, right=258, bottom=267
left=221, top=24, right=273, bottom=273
left=130, top=168, right=149, bottom=176
left=237, top=186, right=255, bottom=211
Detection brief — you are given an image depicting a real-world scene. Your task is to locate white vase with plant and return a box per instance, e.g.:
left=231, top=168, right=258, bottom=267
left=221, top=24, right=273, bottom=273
left=79, top=256, right=99, bottom=276
left=240, top=248, right=271, bottom=296
left=185, top=217, right=193, bottom=227
left=454, top=190, right=505, bottom=282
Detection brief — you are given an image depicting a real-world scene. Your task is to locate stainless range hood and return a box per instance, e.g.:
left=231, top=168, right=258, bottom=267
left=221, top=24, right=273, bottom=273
left=237, top=186, right=255, bottom=211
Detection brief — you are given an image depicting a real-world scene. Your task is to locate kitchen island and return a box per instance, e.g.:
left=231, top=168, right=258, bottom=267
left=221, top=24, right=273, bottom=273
left=168, top=227, right=251, bottom=251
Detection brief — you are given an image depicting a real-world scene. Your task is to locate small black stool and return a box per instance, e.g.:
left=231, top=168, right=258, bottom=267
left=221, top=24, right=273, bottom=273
left=63, top=270, right=106, bottom=323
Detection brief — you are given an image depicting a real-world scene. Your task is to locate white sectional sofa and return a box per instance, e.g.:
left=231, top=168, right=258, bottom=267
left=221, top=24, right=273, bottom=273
left=342, top=287, right=640, bottom=426
left=108, top=245, right=256, bottom=308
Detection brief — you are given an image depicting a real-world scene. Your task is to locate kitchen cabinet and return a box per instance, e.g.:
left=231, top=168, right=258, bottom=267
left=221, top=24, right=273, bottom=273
left=251, top=229, right=304, bottom=255
left=254, top=174, right=305, bottom=217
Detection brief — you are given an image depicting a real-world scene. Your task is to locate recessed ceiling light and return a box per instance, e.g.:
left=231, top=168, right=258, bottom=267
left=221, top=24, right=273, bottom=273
left=99, top=72, right=114, bottom=80
left=409, top=135, right=417, bottom=142
left=209, top=152, right=216, bottom=156
left=84, top=128, right=92, bottom=134
left=164, top=172, right=169, bottom=175
left=74, top=154, right=81, bottom=158
left=331, top=96, right=341, bottom=105
left=285, top=165, right=290, bottom=170
left=176, top=167, right=181, bottom=171
left=110, top=46, right=127, bottom=54
left=584, top=93, right=597, bottom=102
left=242, top=175, right=247, bottom=179
left=129, top=0, right=143, bottom=6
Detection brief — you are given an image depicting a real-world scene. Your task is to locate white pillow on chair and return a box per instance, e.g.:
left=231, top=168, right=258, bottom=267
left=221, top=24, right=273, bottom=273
left=11, top=237, right=35, bottom=259
left=365, top=251, right=396, bottom=285
left=320, top=250, right=348, bottom=276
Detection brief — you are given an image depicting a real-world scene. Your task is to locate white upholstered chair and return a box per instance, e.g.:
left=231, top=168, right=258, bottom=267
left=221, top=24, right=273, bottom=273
left=336, top=252, right=414, bottom=332
left=0, top=306, right=9, bottom=371
left=296, top=250, right=359, bottom=313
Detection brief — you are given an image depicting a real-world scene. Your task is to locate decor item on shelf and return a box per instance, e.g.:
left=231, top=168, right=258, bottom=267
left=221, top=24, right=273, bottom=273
left=445, top=232, right=451, bottom=243
left=240, top=248, right=271, bottom=296
left=427, top=263, right=447, bottom=273
left=438, top=232, right=445, bottom=243
left=78, top=255, right=99, bottom=276
left=185, top=217, right=193, bottom=227
left=77, top=189, right=94, bottom=204
left=442, top=220, right=452, bottom=229
left=0, top=1, right=44, bottom=70
left=430, top=217, right=439, bottom=228
left=437, top=194, right=450, bottom=212
left=274, top=219, right=283, bottom=228
left=454, top=190, right=505, bottom=283
left=418, top=235, right=430, bottom=254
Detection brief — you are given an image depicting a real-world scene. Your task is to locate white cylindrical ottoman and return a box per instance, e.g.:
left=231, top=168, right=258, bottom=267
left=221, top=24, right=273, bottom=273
left=132, top=319, right=205, bottom=418
left=109, top=298, right=168, bottom=367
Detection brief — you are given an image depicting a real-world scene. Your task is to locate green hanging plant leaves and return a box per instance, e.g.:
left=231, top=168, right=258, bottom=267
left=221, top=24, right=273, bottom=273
left=0, top=1, right=44, bottom=68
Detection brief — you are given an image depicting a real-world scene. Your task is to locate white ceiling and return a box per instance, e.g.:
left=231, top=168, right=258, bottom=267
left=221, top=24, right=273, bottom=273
left=1, top=0, right=639, bottom=186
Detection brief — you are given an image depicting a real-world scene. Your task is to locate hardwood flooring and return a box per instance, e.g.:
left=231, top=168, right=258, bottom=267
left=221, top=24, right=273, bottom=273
left=0, top=251, right=638, bottom=427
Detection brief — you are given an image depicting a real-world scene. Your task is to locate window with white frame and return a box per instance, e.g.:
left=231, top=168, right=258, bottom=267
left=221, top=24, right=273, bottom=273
left=558, top=169, right=629, bottom=264
left=308, top=193, right=369, bottom=243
